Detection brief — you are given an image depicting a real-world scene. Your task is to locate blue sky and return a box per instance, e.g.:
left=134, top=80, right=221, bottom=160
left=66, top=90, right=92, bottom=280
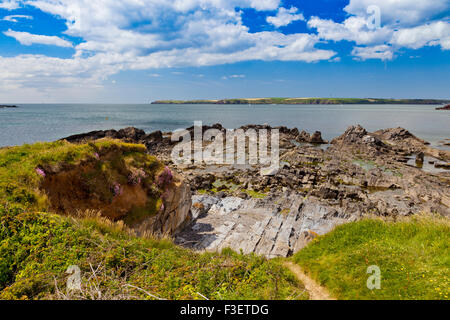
left=0, top=0, right=449, bottom=103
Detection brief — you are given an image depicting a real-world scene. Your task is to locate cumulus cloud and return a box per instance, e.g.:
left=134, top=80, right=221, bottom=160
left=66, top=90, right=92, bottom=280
left=2, top=14, right=33, bottom=22
left=0, top=0, right=448, bottom=97
left=0, top=0, right=20, bottom=10
left=308, top=0, right=450, bottom=59
left=344, top=0, right=449, bottom=27
left=308, top=16, right=392, bottom=45
left=0, top=0, right=335, bottom=93
left=267, top=7, right=305, bottom=28
left=4, top=29, right=73, bottom=47
left=391, top=21, right=450, bottom=50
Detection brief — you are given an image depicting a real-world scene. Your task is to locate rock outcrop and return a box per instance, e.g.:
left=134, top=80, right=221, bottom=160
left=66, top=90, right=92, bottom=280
left=63, top=127, right=146, bottom=143
left=436, top=104, right=450, bottom=110
left=176, top=194, right=348, bottom=258
left=62, top=123, right=450, bottom=257
left=134, top=175, right=192, bottom=236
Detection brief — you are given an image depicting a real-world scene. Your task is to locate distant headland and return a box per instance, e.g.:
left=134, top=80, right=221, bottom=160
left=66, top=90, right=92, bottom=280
left=152, top=98, right=450, bottom=105
left=0, top=105, right=18, bottom=108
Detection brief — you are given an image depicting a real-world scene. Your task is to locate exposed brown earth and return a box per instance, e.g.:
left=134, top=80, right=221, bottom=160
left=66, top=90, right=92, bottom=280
left=284, top=262, right=335, bottom=300
left=41, top=146, right=192, bottom=237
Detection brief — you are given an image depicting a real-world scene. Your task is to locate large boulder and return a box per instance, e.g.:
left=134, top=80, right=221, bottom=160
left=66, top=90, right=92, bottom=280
left=63, top=129, right=121, bottom=143
left=118, top=127, right=146, bottom=141
left=374, top=127, right=419, bottom=142
left=309, top=131, right=325, bottom=144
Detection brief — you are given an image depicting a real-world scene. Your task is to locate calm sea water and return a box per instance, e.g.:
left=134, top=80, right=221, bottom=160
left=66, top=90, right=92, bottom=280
left=0, top=104, right=449, bottom=148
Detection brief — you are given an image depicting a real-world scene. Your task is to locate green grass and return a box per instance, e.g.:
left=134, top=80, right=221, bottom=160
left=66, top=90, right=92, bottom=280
left=0, top=140, right=307, bottom=300
left=293, top=216, right=450, bottom=300
left=0, top=207, right=306, bottom=300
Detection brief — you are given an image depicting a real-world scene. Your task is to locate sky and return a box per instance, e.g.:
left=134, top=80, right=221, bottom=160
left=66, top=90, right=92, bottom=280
left=0, top=0, right=449, bottom=103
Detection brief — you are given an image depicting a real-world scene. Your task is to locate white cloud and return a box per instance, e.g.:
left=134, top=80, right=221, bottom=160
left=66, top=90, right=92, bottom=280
left=308, top=16, right=392, bottom=45
left=267, top=7, right=305, bottom=28
left=223, top=74, right=245, bottom=79
left=1, top=0, right=447, bottom=98
left=0, top=0, right=20, bottom=10
left=248, top=0, right=279, bottom=11
left=391, top=21, right=450, bottom=50
left=2, top=15, right=33, bottom=22
left=352, top=45, right=394, bottom=61
left=0, top=0, right=335, bottom=94
left=4, top=29, right=73, bottom=47
left=344, top=0, right=449, bottom=27
left=308, top=0, right=450, bottom=60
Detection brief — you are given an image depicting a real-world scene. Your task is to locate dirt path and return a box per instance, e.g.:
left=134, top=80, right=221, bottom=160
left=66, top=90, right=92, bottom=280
left=284, top=262, right=335, bottom=300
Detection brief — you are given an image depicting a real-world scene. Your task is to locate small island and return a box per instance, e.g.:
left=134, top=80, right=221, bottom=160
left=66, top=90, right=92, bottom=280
left=436, top=104, right=450, bottom=110
left=0, top=105, right=18, bottom=108
left=152, top=98, right=450, bottom=105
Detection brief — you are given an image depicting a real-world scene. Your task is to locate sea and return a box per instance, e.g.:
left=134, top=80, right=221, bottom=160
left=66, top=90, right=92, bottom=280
left=0, top=104, right=449, bottom=148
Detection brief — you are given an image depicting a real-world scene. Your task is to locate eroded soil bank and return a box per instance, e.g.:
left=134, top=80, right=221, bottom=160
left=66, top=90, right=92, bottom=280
left=40, top=143, right=191, bottom=236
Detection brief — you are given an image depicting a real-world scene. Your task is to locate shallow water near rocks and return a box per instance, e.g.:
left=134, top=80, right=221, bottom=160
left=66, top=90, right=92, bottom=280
left=406, top=155, right=449, bottom=174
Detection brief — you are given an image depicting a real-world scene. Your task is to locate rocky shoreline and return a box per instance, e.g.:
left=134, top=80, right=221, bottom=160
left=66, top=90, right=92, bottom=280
left=62, top=124, right=450, bottom=258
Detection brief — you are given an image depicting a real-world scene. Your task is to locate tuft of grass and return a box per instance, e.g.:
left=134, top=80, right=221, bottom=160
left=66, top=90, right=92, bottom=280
left=293, top=215, right=450, bottom=300
left=243, top=189, right=268, bottom=199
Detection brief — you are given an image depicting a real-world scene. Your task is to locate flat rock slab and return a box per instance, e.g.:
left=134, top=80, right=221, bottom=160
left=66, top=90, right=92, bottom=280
left=175, top=194, right=347, bottom=258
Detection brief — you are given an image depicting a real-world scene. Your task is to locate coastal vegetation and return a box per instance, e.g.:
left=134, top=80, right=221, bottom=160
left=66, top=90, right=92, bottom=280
left=152, top=98, right=449, bottom=105
left=0, top=140, right=306, bottom=300
left=0, top=206, right=306, bottom=300
left=293, top=216, right=450, bottom=300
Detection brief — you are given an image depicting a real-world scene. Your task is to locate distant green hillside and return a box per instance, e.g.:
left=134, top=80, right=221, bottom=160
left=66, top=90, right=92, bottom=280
left=152, top=98, right=449, bottom=105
